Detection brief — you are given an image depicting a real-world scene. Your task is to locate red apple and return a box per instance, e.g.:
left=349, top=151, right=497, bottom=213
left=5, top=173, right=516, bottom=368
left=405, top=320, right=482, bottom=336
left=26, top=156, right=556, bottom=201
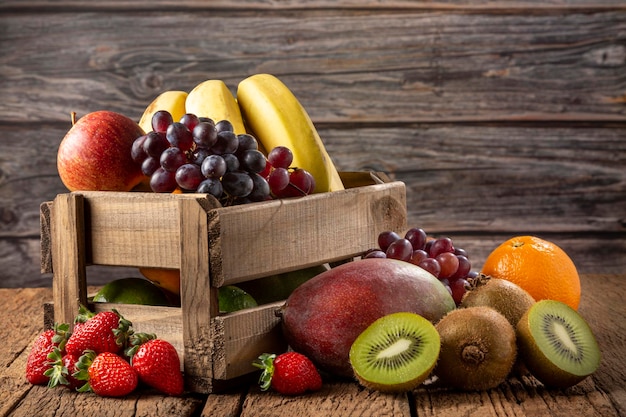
left=57, top=110, right=145, bottom=191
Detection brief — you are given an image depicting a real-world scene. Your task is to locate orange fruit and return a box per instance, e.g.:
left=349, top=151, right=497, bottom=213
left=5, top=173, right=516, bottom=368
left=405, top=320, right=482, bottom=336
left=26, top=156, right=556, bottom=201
left=139, top=267, right=181, bottom=295
left=481, top=236, right=581, bottom=310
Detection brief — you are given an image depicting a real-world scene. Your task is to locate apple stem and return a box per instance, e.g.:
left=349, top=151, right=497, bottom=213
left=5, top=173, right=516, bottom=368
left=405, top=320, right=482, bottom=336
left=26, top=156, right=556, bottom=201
left=70, top=111, right=77, bottom=126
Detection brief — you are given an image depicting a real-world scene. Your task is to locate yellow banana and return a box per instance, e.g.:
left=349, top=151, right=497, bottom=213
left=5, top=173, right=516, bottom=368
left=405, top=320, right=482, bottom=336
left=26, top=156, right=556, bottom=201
left=185, top=80, right=246, bottom=135
left=138, top=90, right=188, bottom=133
left=236, top=74, right=344, bottom=193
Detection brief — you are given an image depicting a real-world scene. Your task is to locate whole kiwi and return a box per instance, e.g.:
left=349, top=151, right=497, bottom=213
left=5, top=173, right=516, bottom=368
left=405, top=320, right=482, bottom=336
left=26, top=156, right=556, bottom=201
left=461, top=274, right=535, bottom=327
left=435, top=306, right=517, bottom=391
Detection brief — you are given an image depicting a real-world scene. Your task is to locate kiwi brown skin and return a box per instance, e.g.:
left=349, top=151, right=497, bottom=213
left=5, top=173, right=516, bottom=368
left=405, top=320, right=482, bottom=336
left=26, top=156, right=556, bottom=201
left=460, top=274, right=536, bottom=328
left=516, top=300, right=601, bottom=388
left=434, top=306, right=517, bottom=391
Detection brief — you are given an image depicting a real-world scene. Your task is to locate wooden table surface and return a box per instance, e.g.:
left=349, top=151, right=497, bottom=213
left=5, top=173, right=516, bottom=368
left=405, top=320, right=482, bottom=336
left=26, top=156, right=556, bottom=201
left=1, top=274, right=624, bottom=417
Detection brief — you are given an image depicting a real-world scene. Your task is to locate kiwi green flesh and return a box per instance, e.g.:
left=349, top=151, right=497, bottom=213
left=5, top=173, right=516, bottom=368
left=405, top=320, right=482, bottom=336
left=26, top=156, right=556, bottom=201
left=349, top=312, right=440, bottom=393
left=516, top=300, right=601, bottom=388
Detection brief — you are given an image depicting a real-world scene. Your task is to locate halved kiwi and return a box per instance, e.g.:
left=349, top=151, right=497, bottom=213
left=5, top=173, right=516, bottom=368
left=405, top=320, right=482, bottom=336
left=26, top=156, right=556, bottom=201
left=435, top=306, right=517, bottom=391
left=516, top=299, right=601, bottom=388
left=349, top=312, right=440, bottom=393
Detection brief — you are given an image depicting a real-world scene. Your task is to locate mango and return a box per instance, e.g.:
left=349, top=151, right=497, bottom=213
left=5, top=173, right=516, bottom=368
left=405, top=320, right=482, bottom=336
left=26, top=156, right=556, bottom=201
left=278, top=258, right=456, bottom=377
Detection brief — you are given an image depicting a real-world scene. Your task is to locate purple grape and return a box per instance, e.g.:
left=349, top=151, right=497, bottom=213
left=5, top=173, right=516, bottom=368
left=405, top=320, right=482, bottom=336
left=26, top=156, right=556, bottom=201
left=404, top=228, right=427, bottom=251
left=143, top=132, right=169, bottom=158
left=268, top=146, right=294, bottom=169
left=222, top=171, right=254, bottom=198
left=179, top=113, right=200, bottom=131
left=175, top=163, right=203, bottom=190
left=248, top=173, right=271, bottom=202
left=192, top=121, right=218, bottom=148
left=418, top=257, right=441, bottom=278
left=151, top=110, right=173, bottom=133
left=197, top=178, right=223, bottom=198
left=150, top=167, right=177, bottom=193
left=450, top=255, right=471, bottom=280
left=141, top=156, right=160, bottom=176
left=378, top=231, right=401, bottom=252
left=429, top=237, right=454, bottom=258
left=166, top=122, right=194, bottom=152
left=201, top=155, right=227, bottom=179
left=386, top=238, right=413, bottom=261
left=268, top=167, right=290, bottom=193
left=364, top=249, right=387, bottom=259
left=409, top=249, right=428, bottom=266
left=211, top=131, right=238, bottom=155
left=131, top=135, right=148, bottom=163
left=240, top=149, right=267, bottom=174
left=160, top=147, right=187, bottom=172
left=436, top=251, right=460, bottom=279
left=215, top=120, right=234, bottom=133
left=236, top=134, right=258, bottom=155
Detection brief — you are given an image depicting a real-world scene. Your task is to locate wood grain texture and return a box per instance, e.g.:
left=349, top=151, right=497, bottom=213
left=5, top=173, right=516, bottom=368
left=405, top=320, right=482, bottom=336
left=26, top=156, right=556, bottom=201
left=208, top=179, right=406, bottom=286
left=179, top=197, right=215, bottom=393
left=0, top=11, right=624, bottom=122
left=1, top=1, right=625, bottom=11
left=50, top=193, right=87, bottom=326
left=2, top=274, right=625, bottom=416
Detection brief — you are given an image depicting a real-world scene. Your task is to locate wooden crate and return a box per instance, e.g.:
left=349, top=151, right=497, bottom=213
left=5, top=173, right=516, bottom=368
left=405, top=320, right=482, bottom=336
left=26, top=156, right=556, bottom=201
left=40, top=172, right=407, bottom=393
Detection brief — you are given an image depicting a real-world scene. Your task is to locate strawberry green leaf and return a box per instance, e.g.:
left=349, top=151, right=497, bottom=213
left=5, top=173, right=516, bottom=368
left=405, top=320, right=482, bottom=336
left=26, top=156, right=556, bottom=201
left=252, top=353, right=276, bottom=391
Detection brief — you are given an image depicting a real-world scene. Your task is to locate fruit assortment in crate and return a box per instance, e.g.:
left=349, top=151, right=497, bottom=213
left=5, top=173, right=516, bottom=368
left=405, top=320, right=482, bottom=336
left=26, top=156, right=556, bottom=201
left=40, top=171, right=407, bottom=393
left=32, top=73, right=601, bottom=397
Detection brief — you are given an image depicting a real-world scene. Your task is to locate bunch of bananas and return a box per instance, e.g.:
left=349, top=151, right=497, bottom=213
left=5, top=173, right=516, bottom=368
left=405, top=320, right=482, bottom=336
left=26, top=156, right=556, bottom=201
left=138, top=74, right=344, bottom=194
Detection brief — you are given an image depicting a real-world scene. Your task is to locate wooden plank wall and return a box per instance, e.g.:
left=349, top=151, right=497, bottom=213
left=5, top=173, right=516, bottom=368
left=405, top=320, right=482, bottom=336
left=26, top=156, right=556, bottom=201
left=1, top=1, right=624, bottom=287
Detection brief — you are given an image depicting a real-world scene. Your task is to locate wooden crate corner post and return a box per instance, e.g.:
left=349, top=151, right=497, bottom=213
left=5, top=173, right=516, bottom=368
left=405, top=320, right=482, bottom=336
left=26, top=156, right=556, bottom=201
left=178, top=197, right=217, bottom=393
left=50, top=193, right=88, bottom=327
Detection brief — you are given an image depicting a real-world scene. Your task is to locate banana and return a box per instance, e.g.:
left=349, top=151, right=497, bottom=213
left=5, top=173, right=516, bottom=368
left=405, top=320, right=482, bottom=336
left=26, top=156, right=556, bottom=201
left=185, top=80, right=247, bottom=135
left=236, top=74, right=344, bottom=193
left=138, top=90, right=188, bottom=133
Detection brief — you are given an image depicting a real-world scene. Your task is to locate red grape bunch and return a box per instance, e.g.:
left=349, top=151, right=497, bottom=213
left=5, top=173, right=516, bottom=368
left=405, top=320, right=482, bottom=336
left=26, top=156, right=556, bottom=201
left=365, top=227, right=478, bottom=305
left=131, top=110, right=315, bottom=204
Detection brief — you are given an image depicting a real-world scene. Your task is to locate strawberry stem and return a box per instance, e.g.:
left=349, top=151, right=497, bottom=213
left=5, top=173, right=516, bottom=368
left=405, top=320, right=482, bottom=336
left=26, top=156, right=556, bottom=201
left=252, top=353, right=277, bottom=391
left=74, top=349, right=96, bottom=393
left=44, top=347, right=69, bottom=388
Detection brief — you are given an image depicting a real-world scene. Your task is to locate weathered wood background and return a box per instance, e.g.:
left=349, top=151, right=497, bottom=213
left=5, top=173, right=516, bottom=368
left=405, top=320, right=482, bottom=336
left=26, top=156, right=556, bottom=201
left=1, top=1, right=624, bottom=287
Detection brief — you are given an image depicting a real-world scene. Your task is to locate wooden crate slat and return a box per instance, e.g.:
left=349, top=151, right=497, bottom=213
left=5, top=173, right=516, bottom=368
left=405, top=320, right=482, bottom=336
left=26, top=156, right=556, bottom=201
left=179, top=197, right=216, bottom=393
left=209, top=181, right=406, bottom=287
left=211, top=302, right=287, bottom=380
left=92, top=303, right=184, bottom=367
left=80, top=191, right=220, bottom=269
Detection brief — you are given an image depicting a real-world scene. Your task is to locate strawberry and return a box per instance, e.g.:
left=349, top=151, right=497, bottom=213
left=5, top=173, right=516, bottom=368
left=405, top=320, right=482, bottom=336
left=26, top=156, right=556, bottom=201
left=127, top=334, right=184, bottom=396
left=74, top=350, right=138, bottom=397
left=26, top=329, right=57, bottom=385
left=65, top=310, right=132, bottom=357
left=72, top=304, right=96, bottom=333
left=25, top=323, right=70, bottom=385
left=253, top=352, right=322, bottom=395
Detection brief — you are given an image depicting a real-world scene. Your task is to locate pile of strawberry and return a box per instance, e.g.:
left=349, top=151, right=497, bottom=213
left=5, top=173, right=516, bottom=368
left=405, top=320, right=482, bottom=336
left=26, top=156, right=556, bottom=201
left=25, top=306, right=184, bottom=397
